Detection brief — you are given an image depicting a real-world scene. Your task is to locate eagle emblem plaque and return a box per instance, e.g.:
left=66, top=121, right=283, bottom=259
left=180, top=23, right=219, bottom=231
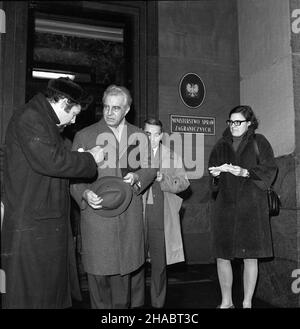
left=179, top=73, right=205, bottom=108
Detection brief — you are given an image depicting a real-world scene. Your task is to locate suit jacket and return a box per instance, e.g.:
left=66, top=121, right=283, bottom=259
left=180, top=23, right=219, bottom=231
left=70, top=119, right=157, bottom=275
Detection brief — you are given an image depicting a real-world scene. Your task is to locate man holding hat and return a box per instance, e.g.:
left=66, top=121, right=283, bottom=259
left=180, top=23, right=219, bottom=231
left=1, top=77, right=104, bottom=308
left=70, top=85, right=157, bottom=309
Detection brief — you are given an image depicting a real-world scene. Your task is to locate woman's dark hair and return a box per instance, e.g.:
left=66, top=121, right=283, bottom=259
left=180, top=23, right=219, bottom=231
left=229, top=105, right=259, bottom=129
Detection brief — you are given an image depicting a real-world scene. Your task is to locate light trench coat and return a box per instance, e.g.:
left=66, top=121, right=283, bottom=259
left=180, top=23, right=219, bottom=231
left=143, top=144, right=190, bottom=265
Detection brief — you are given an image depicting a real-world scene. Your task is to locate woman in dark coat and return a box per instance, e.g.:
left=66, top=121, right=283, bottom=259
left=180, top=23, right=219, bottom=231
left=208, top=105, right=278, bottom=309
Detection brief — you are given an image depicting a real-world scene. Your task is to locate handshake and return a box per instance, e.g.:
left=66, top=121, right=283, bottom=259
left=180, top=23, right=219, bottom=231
left=78, top=146, right=105, bottom=164
left=208, top=163, right=249, bottom=178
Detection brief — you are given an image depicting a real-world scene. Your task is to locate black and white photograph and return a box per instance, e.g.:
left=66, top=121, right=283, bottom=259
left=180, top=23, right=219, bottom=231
left=0, top=0, right=299, bottom=325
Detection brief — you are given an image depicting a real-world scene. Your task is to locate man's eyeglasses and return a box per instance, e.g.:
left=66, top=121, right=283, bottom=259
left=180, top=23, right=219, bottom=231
left=226, top=120, right=248, bottom=127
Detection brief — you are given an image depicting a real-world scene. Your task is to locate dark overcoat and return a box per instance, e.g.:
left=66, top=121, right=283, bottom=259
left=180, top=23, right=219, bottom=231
left=208, top=127, right=278, bottom=259
left=70, top=119, right=157, bottom=276
left=1, top=93, right=97, bottom=308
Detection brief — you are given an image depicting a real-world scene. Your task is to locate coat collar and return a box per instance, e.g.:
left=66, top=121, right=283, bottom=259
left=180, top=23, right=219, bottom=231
left=222, top=126, right=256, bottom=155
left=96, top=119, right=140, bottom=159
left=96, top=118, right=136, bottom=135
left=98, top=118, right=143, bottom=139
left=30, top=93, right=60, bottom=125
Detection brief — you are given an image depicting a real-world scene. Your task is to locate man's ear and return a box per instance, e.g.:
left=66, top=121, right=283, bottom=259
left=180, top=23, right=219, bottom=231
left=125, top=106, right=130, bottom=116
left=58, top=97, right=68, bottom=109
left=158, top=132, right=164, bottom=142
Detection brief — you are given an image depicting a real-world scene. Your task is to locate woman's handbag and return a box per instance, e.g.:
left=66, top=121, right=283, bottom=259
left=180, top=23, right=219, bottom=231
left=253, top=136, right=281, bottom=217
left=267, top=186, right=281, bottom=217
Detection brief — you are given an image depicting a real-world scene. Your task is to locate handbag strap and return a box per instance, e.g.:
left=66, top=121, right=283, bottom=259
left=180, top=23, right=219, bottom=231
left=253, top=135, right=274, bottom=190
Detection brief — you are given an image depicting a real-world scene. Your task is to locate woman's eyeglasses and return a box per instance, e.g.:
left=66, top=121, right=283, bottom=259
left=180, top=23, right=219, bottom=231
left=226, top=120, right=248, bottom=127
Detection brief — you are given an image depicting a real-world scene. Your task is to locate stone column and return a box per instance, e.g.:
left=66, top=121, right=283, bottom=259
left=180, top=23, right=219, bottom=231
left=158, top=0, right=240, bottom=264
left=290, top=0, right=300, bottom=306
left=0, top=1, right=28, bottom=193
left=238, top=0, right=300, bottom=307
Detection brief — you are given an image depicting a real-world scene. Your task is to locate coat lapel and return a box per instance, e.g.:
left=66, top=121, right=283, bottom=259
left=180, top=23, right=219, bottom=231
left=95, top=119, right=119, bottom=172
left=118, top=124, right=128, bottom=159
left=95, top=120, right=143, bottom=176
left=236, top=128, right=255, bottom=159
left=222, top=126, right=255, bottom=160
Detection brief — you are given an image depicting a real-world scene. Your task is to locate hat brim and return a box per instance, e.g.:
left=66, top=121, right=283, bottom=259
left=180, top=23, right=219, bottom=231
left=91, top=176, right=133, bottom=218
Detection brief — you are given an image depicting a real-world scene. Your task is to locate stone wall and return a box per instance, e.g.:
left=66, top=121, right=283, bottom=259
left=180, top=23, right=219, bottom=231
left=0, top=1, right=4, bottom=193
left=256, top=155, right=299, bottom=306
left=238, top=0, right=300, bottom=307
left=158, top=0, right=240, bottom=263
left=290, top=0, right=300, bottom=307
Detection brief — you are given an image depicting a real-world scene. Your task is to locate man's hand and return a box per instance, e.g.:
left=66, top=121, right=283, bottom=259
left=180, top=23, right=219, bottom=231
left=123, top=172, right=139, bottom=186
left=86, top=146, right=104, bottom=164
left=83, top=189, right=103, bottom=209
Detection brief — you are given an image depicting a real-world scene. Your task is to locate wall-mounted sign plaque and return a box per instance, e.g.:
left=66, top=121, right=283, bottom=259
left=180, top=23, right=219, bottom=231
left=179, top=73, right=205, bottom=108
left=170, top=114, right=215, bottom=135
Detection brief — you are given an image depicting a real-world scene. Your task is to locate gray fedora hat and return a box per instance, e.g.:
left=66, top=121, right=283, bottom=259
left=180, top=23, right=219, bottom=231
left=92, top=176, right=133, bottom=217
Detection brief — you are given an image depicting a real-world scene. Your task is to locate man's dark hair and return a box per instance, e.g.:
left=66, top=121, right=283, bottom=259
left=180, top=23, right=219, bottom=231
left=43, top=77, right=88, bottom=113
left=44, top=89, right=77, bottom=113
left=144, top=118, right=163, bottom=131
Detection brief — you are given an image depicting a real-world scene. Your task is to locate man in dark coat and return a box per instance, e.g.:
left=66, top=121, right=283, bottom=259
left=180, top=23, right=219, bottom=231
left=70, top=85, right=157, bottom=309
left=1, top=78, right=104, bottom=309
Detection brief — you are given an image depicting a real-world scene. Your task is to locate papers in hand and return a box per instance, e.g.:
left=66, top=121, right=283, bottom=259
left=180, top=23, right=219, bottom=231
left=208, top=163, right=236, bottom=177
left=209, top=163, right=231, bottom=172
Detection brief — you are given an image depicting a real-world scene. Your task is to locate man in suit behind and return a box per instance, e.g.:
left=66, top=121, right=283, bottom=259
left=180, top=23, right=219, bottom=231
left=70, top=85, right=156, bottom=309
left=131, top=118, right=190, bottom=308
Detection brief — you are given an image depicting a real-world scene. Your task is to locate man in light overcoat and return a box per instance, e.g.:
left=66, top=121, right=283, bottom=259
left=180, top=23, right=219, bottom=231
left=70, top=85, right=157, bottom=309
left=131, top=118, right=190, bottom=308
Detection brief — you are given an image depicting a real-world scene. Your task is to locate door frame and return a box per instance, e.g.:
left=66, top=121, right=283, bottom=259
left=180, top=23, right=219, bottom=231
left=0, top=0, right=158, bottom=144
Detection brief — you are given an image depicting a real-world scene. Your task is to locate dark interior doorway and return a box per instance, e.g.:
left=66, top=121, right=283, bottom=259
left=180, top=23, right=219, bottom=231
left=1, top=1, right=158, bottom=146
left=26, top=1, right=137, bottom=141
left=24, top=2, right=159, bottom=284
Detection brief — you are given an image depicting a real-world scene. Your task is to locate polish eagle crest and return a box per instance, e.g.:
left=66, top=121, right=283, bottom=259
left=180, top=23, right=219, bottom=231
left=186, top=83, right=199, bottom=98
